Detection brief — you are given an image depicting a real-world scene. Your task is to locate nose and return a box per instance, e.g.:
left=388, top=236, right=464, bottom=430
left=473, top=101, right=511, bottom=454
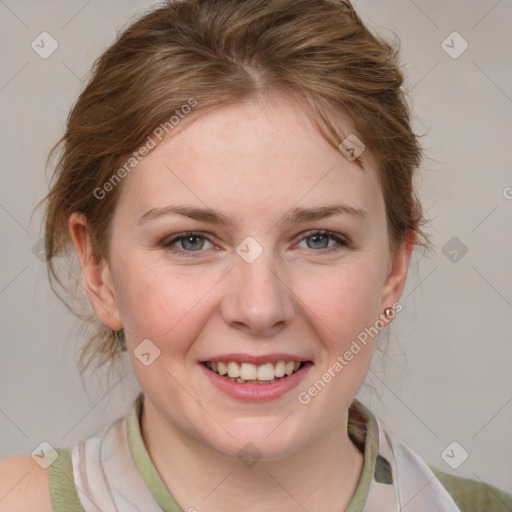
left=219, top=249, right=297, bottom=337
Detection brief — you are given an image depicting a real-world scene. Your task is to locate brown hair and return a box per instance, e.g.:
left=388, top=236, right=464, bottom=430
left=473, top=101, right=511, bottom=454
left=40, top=0, right=429, bottom=377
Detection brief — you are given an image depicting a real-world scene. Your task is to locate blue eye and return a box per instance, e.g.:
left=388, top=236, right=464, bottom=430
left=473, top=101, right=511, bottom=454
left=161, top=232, right=214, bottom=256
left=161, top=230, right=349, bottom=257
left=297, top=230, right=349, bottom=251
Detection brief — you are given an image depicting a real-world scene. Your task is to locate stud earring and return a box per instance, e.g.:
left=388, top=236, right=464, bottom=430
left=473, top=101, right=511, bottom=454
left=384, top=307, right=394, bottom=319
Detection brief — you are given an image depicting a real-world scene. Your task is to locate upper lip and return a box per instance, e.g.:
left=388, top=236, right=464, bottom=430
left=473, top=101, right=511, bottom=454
left=201, top=353, right=312, bottom=365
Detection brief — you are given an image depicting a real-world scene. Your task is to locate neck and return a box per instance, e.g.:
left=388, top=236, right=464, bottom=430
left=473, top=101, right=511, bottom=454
left=141, top=398, right=364, bottom=512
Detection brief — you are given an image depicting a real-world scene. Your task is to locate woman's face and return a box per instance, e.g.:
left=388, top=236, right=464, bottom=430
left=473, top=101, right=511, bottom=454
left=75, top=95, right=412, bottom=459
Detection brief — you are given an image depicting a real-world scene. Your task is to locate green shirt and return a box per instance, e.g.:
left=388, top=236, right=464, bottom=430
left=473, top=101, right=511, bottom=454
left=47, top=392, right=512, bottom=511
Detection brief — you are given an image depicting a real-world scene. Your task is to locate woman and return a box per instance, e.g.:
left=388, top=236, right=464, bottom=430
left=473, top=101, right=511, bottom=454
left=1, top=0, right=510, bottom=510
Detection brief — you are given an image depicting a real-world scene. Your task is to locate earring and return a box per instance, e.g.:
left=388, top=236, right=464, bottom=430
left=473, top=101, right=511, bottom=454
left=115, top=329, right=127, bottom=351
left=384, top=307, right=393, bottom=319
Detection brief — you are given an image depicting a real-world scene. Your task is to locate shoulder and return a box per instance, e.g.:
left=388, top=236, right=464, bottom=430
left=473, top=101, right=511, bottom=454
left=373, top=420, right=512, bottom=512
left=0, top=455, right=53, bottom=512
left=432, top=468, right=512, bottom=512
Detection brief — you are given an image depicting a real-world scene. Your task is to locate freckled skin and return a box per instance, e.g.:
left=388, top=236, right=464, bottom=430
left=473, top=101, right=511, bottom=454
left=70, top=94, right=413, bottom=511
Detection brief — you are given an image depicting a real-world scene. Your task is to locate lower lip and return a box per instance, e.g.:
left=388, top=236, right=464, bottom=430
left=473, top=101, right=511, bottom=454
left=199, top=362, right=313, bottom=402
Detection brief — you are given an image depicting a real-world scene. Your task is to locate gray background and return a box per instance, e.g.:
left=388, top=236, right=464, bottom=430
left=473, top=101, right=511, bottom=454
left=1, top=0, right=511, bottom=495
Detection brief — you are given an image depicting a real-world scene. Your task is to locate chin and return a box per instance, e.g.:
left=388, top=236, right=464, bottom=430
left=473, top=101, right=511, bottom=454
left=202, top=421, right=308, bottom=462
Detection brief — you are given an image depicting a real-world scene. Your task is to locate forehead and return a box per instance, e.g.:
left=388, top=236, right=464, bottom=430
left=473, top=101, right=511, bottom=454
left=116, top=96, right=383, bottom=224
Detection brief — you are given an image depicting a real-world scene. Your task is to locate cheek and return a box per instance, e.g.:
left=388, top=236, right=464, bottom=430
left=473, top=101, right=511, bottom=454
left=113, top=246, right=387, bottom=355
left=296, top=259, right=386, bottom=341
left=114, top=260, right=165, bottom=332
left=294, top=263, right=385, bottom=407
left=112, top=255, right=220, bottom=346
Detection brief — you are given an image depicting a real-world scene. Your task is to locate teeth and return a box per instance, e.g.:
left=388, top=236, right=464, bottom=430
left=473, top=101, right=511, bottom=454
left=217, top=361, right=227, bottom=375
left=240, top=363, right=257, bottom=380
left=205, top=360, right=305, bottom=382
left=274, top=361, right=286, bottom=377
left=257, top=363, right=275, bottom=380
left=227, top=361, right=240, bottom=378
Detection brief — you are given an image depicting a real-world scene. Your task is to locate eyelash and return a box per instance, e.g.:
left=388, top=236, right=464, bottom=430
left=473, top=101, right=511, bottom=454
left=160, top=230, right=350, bottom=257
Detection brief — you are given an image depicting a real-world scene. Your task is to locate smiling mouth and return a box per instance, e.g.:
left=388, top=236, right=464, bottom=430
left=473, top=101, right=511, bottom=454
left=202, top=360, right=310, bottom=384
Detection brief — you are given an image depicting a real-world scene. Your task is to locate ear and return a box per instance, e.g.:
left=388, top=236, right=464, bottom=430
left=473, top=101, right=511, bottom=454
left=380, top=230, right=416, bottom=321
left=68, top=212, right=123, bottom=331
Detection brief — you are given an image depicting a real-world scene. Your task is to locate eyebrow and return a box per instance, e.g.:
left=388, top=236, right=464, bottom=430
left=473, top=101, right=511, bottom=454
left=138, top=203, right=369, bottom=227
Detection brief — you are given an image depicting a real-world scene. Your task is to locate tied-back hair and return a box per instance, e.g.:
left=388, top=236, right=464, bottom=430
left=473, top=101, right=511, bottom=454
left=40, top=0, right=429, bottom=403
